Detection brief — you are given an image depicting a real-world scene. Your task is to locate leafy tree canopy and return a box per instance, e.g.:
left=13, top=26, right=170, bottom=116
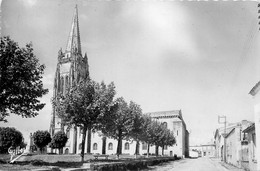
left=101, top=97, right=137, bottom=141
left=32, top=130, right=51, bottom=152
left=49, top=131, right=68, bottom=150
left=139, top=115, right=153, bottom=144
left=58, top=79, right=116, bottom=161
left=100, top=97, right=139, bottom=155
left=0, top=36, right=48, bottom=122
left=58, top=79, right=116, bottom=129
left=129, top=101, right=143, bottom=141
left=0, top=127, right=24, bottom=153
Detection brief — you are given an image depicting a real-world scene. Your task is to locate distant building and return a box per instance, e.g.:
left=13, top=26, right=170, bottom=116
left=49, top=6, right=189, bottom=157
left=214, top=128, right=223, bottom=159
left=214, top=120, right=252, bottom=169
left=243, top=123, right=257, bottom=171
left=147, top=110, right=189, bottom=157
left=214, top=120, right=252, bottom=163
left=189, top=143, right=216, bottom=157
left=249, top=81, right=260, bottom=171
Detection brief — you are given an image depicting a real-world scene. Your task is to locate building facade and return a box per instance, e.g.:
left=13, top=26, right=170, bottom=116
left=225, top=127, right=241, bottom=167
left=214, top=120, right=252, bottom=170
left=224, top=120, right=252, bottom=169
left=249, top=82, right=260, bottom=171
left=49, top=6, right=189, bottom=158
left=189, top=143, right=216, bottom=157
left=84, top=110, right=189, bottom=157
left=243, top=123, right=257, bottom=171
left=146, top=110, right=189, bottom=157
left=214, top=120, right=252, bottom=161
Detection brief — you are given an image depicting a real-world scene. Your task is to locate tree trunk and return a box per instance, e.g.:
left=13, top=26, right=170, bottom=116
left=135, top=141, right=140, bottom=158
left=116, top=131, right=122, bottom=158
left=155, top=145, right=159, bottom=156
left=81, top=127, right=87, bottom=162
left=73, top=126, right=77, bottom=154
left=147, top=143, right=150, bottom=158
left=162, top=145, right=164, bottom=156
left=86, top=127, right=91, bottom=154
left=102, top=137, right=107, bottom=154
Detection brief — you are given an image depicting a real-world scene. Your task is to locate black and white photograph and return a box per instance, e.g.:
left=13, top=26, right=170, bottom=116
left=1, top=0, right=260, bottom=170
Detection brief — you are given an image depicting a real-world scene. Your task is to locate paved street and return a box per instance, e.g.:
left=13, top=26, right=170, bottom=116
left=145, top=157, right=241, bottom=171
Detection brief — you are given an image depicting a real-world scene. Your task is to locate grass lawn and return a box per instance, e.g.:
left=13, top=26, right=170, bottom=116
left=0, top=163, right=52, bottom=171
left=0, top=153, right=174, bottom=170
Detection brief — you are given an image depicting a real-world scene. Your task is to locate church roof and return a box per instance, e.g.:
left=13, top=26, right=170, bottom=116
left=145, top=110, right=183, bottom=120
left=66, top=5, right=82, bottom=55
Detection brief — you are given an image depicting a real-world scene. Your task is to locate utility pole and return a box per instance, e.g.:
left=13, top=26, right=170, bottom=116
left=218, top=115, right=227, bottom=163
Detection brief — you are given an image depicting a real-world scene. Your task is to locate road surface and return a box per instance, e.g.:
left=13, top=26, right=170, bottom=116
left=145, top=157, right=233, bottom=171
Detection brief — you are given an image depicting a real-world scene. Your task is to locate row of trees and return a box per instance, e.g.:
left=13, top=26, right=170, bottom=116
left=57, top=79, right=176, bottom=161
left=0, top=37, right=176, bottom=160
left=0, top=127, right=68, bottom=154
left=32, top=130, right=68, bottom=154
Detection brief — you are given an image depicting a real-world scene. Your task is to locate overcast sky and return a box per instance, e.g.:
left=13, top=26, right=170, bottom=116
left=1, top=0, right=260, bottom=145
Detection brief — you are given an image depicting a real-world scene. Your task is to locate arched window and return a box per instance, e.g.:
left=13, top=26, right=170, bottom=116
left=163, top=122, right=167, bottom=128
left=125, top=142, right=129, bottom=150
left=142, top=142, right=147, bottom=150
left=108, top=143, right=113, bottom=150
left=79, top=143, right=82, bottom=150
left=93, top=143, right=98, bottom=150
left=65, top=148, right=69, bottom=154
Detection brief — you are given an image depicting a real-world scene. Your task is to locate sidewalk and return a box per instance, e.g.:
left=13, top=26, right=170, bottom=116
left=209, top=157, right=245, bottom=171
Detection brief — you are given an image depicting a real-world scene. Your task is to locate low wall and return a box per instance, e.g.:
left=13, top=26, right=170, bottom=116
left=90, top=157, right=175, bottom=171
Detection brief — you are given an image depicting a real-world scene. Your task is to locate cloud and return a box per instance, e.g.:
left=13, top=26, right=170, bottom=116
left=120, top=2, right=198, bottom=62
left=19, top=0, right=37, bottom=7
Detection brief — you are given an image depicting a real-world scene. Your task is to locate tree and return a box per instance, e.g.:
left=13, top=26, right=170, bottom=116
left=151, top=121, right=164, bottom=156
left=128, top=101, right=143, bottom=158
left=160, top=130, right=175, bottom=155
left=139, top=115, right=153, bottom=157
left=101, top=97, right=135, bottom=158
left=58, top=79, right=116, bottom=162
left=32, top=130, right=51, bottom=153
left=0, top=127, right=23, bottom=153
left=49, top=131, right=68, bottom=154
left=0, top=36, right=48, bottom=122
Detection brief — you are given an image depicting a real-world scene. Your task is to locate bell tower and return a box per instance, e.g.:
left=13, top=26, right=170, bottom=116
left=50, top=5, right=89, bottom=153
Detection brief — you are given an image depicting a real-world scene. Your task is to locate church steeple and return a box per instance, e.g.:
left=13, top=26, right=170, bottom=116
left=66, top=5, right=81, bottom=56
left=51, top=6, right=89, bottom=149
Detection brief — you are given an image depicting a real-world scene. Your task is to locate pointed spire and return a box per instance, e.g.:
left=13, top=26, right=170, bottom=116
left=66, top=5, right=82, bottom=56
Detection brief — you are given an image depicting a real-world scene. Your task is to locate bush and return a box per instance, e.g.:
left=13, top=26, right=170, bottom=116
left=49, top=131, right=68, bottom=154
left=0, top=127, right=24, bottom=153
left=32, top=130, right=51, bottom=153
left=30, top=160, right=48, bottom=166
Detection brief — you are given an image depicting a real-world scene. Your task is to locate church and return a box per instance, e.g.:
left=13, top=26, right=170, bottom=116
left=49, top=6, right=189, bottom=158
